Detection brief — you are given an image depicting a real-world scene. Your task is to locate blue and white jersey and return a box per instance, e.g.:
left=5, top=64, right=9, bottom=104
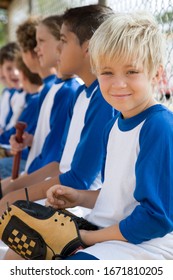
left=0, top=87, right=16, bottom=130
left=59, top=80, right=115, bottom=190
left=0, top=92, right=40, bottom=154
left=84, top=104, right=173, bottom=259
left=25, top=77, right=83, bottom=173
left=5, top=89, right=26, bottom=130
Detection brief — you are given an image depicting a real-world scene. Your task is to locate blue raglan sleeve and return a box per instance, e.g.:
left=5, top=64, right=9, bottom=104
left=0, top=126, right=15, bottom=144
left=119, top=111, right=173, bottom=244
left=59, top=91, right=116, bottom=190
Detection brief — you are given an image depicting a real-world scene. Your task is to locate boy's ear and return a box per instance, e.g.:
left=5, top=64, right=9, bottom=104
left=152, top=65, right=163, bottom=84
left=81, top=40, right=89, bottom=56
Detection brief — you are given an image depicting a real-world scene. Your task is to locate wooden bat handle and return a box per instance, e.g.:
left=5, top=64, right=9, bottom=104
left=11, top=121, right=27, bottom=180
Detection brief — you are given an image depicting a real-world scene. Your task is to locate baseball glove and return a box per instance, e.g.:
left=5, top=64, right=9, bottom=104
left=0, top=200, right=98, bottom=260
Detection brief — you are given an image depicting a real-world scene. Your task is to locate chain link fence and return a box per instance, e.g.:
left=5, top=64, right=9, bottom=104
left=31, top=0, right=98, bottom=15
left=2, top=0, right=173, bottom=108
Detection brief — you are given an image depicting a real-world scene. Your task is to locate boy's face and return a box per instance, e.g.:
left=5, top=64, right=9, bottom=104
left=35, top=24, right=59, bottom=68
left=58, top=23, right=87, bottom=77
left=2, top=60, right=21, bottom=89
left=97, top=59, right=159, bottom=118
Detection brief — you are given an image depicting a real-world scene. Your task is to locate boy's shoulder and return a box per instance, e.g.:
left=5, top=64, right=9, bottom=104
left=144, top=104, right=173, bottom=128
left=64, top=76, right=84, bottom=91
left=140, top=104, right=173, bottom=141
left=104, top=104, right=173, bottom=140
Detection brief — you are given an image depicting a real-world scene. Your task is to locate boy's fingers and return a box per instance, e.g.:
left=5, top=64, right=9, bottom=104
left=46, top=184, right=61, bottom=200
left=47, top=184, right=66, bottom=197
left=45, top=197, right=65, bottom=209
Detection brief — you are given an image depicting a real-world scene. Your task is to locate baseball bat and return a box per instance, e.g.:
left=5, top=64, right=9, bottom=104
left=11, top=121, right=27, bottom=180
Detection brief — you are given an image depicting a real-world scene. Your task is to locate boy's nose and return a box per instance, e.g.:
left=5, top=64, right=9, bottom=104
left=111, top=77, right=127, bottom=89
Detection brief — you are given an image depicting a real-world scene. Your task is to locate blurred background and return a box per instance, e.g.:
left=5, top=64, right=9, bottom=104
left=0, top=0, right=173, bottom=107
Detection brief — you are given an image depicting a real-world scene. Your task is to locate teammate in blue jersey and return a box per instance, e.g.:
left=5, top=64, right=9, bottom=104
left=0, top=5, right=115, bottom=214
left=0, top=54, right=42, bottom=177
left=0, top=42, right=27, bottom=161
left=0, top=54, right=42, bottom=144
left=44, top=11, right=173, bottom=260
left=0, top=43, right=23, bottom=133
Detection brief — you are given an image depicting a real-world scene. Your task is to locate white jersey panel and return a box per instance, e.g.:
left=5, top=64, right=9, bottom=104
left=87, top=119, right=144, bottom=226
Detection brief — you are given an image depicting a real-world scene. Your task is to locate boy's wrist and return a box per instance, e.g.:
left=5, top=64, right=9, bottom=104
left=79, top=229, right=96, bottom=246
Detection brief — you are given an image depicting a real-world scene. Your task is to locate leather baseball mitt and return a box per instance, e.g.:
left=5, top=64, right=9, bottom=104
left=0, top=200, right=98, bottom=260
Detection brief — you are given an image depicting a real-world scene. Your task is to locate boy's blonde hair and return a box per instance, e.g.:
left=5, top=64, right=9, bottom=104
left=89, top=12, right=165, bottom=77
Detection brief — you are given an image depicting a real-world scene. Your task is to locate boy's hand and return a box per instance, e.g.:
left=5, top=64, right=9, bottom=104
left=46, top=184, right=80, bottom=209
left=10, top=132, right=33, bottom=155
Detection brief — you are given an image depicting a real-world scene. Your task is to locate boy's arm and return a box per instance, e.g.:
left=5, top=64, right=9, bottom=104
left=2, top=161, right=60, bottom=196
left=0, top=175, right=60, bottom=216
left=119, top=114, right=173, bottom=244
left=80, top=224, right=127, bottom=246
left=46, top=184, right=100, bottom=209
